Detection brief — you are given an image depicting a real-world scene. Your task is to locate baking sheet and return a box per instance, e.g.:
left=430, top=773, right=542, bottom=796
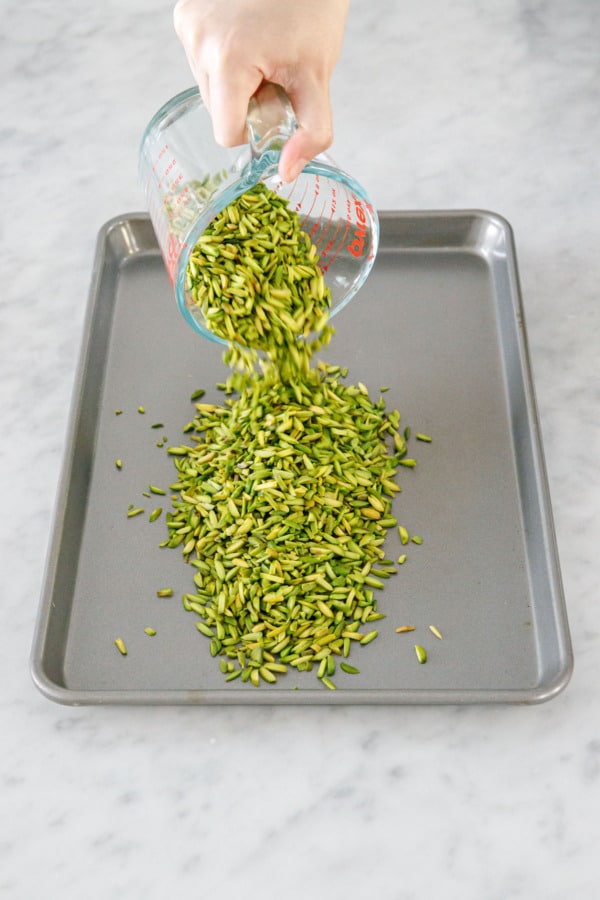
left=31, top=211, right=573, bottom=705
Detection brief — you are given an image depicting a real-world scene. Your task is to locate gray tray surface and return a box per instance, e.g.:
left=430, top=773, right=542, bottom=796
left=31, top=211, right=573, bottom=704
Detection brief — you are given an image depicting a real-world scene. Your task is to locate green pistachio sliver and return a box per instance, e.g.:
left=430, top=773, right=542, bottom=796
left=137, top=406, right=145, bottom=414
left=115, top=459, right=122, bottom=470
left=114, top=638, right=127, bottom=656
left=149, top=507, right=163, bottom=522
left=156, top=588, right=173, bottom=598
left=127, top=507, right=144, bottom=518
left=340, top=662, right=360, bottom=675
left=415, top=644, right=427, bottom=664
left=429, top=625, right=443, bottom=640
left=411, top=535, right=424, bottom=545
left=416, top=433, right=432, bottom=442
left=360, top=630, right=378, bottom=646
left=144, top=627, right=157, bottom=636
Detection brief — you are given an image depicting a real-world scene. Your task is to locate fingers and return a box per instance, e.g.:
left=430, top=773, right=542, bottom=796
left=174, top=0, right=261, bottom=147
left=208, top=69, right=263, bottom=147
left=278, top=79, right=334, bottom=182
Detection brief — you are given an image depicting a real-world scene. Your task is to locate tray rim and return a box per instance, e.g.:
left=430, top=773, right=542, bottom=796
left=30, top=210, right=574, bottom=707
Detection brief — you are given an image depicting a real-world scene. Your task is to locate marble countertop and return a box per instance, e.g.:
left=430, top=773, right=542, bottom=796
left=2, top=0, right=599, bottom=896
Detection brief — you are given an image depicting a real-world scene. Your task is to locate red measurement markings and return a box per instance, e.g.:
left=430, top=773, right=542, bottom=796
left=314, top=185, right=338, bottom=249
left=151, top=144, right=169, bottom=173
left=320, top=218, right=351, bottom=273
left=306, top=197, right=329, bottom=241
left=298, top=174, right=320, bottom=228
left=319, top=190, right=357, bottom=272
left=166, top=232, right=187, bottom=286
left=293, top=180, right=310, bottom=218
left=157, top=158, right=178, bottom=192
left=318, top=216, right=344, bottom=267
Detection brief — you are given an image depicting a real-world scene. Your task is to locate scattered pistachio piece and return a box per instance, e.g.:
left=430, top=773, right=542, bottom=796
left=415, top=644, right=427, bottom=664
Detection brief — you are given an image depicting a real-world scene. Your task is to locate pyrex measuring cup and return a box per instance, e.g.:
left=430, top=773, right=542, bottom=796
left=138, top=82, right=379, bottom=342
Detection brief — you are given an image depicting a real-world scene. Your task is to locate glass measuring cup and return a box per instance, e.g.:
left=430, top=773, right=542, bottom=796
left=138, top=82, right=379, bottom=342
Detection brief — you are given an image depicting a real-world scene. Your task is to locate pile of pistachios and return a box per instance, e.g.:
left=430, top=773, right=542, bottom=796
left=164, top=184, right=414, bottom=689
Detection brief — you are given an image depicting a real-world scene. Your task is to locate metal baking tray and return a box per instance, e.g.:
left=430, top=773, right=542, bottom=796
left=31, top=211, right=573, bottom=705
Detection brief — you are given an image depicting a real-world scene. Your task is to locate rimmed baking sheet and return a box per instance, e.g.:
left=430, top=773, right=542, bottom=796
left=31, top=211, right=572, bottom=704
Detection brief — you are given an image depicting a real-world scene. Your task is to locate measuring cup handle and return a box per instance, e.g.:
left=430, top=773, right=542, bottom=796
left=246, top=82, right=298, bottom=158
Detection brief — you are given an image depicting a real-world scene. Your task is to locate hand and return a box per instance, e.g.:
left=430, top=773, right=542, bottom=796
left=173, top=0, right=349, bottom=181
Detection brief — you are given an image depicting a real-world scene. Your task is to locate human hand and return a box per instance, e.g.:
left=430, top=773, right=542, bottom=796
left=173, top=0, right=349, bottom=181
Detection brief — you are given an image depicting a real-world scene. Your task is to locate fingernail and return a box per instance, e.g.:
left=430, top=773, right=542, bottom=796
left=284, top=157, right=309, bottom=182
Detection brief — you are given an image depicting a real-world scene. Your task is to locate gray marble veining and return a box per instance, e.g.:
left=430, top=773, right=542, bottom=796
left=1, top=1, right=599, bottom=897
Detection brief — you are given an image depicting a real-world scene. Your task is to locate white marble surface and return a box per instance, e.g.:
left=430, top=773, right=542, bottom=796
left=1, top=0, right=599, bottom=896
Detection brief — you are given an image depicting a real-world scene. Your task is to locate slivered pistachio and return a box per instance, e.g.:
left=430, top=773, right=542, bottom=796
left=144, top=627, right=157, bottom=636
left=429, top=625, right=443, bottom=640
left=398, top=525, right=409, bottom=545
left=415, top=644, right=427, bottom=664
left=156, top=588, right=173, bottom=598
left=114, top=638, right=127, bottom=656
left=360, top=630, right=378, bottom=646
left=340, top=663, right=360, bottom=674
